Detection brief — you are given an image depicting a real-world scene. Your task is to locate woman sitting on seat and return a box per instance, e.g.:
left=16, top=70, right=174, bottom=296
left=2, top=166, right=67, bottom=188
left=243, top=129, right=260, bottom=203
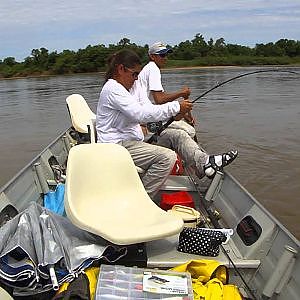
left=96, top=49, right=238, bottom=199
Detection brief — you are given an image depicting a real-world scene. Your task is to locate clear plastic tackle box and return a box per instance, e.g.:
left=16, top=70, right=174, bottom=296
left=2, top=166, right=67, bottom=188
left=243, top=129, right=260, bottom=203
left=95, top=264, right=194, bottom=299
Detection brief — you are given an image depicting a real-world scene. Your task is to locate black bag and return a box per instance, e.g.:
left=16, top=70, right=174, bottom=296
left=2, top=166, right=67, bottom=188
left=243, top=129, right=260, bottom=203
left=177, top=227, right=227, bottom=257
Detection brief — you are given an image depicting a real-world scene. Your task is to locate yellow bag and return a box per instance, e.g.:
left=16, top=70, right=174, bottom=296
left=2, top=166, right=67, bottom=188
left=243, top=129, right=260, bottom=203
left=85, top=267, right=100, bottom=300
left=199, top=278, right=223, bottom=300
left=171, top=260, right=242, bottom=300
left=223, top=284, right=243, bottom=300
left=54, top=266, right=100, bottom=300
left=171, top=259, right=228, bottom=284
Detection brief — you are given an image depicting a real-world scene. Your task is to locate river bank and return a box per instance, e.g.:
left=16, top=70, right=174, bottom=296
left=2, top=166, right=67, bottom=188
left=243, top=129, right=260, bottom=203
left=1, top=62, right=300, bottom=81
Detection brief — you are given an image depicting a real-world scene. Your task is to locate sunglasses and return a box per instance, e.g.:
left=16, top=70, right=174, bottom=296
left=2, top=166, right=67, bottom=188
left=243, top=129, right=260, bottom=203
left=157, top=53, right=168, bottom=58
left=125, top=66, right=140, bottom=79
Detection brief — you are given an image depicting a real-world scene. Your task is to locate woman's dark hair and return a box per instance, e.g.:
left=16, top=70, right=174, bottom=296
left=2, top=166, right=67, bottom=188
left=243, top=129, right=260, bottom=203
left=105, top=49, right=141, bottom=81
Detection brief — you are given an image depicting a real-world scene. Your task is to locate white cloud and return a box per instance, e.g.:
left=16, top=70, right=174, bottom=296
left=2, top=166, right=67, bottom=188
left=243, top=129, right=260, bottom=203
left=1, top=0, right=299, bottom=60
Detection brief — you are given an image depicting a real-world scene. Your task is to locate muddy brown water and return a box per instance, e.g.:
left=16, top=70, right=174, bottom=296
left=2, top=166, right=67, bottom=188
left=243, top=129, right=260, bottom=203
left=0, top=66, right=299, bottom=238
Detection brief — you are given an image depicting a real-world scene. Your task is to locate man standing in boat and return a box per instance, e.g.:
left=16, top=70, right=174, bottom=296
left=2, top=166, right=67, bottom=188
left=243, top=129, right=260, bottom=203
left=96, top=49, right=238, bottom=199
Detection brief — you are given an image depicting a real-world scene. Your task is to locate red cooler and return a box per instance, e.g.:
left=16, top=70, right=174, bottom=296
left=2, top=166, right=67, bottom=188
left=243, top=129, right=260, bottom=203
left=160, top=191, right=195, bottom=211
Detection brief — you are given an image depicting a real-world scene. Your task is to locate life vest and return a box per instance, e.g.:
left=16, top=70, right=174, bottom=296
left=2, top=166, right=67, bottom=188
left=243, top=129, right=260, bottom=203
left=171, top=259, right=242, bottom=300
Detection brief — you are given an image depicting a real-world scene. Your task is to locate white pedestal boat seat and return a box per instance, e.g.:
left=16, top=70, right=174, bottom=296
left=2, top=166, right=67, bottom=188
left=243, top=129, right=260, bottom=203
left=66, top=94, right=96, bottom=143
left=64, top=143, right=184, bottom=245
left=66, top=94, right=145, bottom=174
left=0, top=287, right=13, bottom=300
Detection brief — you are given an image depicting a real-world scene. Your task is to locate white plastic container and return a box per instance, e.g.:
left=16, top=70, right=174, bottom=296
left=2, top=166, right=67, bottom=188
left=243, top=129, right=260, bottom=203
left=167, top=205, right=201, bottom=228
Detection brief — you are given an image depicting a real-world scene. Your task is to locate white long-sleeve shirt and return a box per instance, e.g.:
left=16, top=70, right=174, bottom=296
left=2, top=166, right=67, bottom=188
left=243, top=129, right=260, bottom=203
left=96, top=79, right=180, bottom=143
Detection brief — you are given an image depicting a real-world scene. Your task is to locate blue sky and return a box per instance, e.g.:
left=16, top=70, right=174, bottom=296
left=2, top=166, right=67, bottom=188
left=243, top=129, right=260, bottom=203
left=1, top=0, right=300, bottom=61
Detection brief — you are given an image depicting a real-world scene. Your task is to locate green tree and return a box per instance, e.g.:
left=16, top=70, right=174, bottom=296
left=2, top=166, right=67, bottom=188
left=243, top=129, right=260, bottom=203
left=118, top=38, right=131, bottom=47
left=275, top=39, right=300, bottom=57
left=211, top=38, right=228, bottom=56
left=226, top=44, right=253, bottom=56
left=172, top=40, right=195, bottom=59
left=207, top=38, right=214, bottom=55
left=255, top=43, right=284, bottom=56
left=191, top=33, right=209, bottom=57
left=3, top=57, right=17, bottom=66
left=52, top=50, right=76, bottom=74
left=75, top=44, right=108, bottom=72
left=1, top=35, right=300, bottom=78
left=31, top=47, right=50, bottom=69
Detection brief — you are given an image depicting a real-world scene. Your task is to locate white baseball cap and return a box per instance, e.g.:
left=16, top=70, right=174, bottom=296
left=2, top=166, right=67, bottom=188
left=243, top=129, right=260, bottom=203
left=148, top=42, right=173, bottom=55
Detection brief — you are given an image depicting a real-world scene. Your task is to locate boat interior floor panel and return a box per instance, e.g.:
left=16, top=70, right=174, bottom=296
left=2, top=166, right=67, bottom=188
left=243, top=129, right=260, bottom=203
left=146, top=234, right=260, bottom=269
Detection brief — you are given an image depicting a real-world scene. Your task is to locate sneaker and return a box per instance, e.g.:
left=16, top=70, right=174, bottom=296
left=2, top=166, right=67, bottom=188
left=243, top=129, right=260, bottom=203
left=203, top=150, right=238, bottom=178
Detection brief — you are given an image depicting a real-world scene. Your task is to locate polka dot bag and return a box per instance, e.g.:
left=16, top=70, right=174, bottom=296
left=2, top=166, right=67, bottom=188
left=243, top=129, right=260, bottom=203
left=177, top=227, right=227, bottom=257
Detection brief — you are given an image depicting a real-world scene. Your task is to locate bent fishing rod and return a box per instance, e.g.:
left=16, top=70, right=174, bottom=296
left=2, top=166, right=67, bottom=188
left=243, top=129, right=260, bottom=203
left=147, top=68, right=299, bottom=144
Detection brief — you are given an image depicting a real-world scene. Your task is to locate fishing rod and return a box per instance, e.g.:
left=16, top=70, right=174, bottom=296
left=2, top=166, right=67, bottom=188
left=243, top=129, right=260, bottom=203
left=147, top=68, right=299, bottom=144
left=192, top=68, right=298, bottom=103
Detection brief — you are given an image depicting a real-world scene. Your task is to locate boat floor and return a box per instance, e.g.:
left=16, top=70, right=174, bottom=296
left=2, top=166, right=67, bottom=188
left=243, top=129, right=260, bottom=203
left=148, top=174, right=260, bottom=271
left=147, top=234, right=260, bottom=269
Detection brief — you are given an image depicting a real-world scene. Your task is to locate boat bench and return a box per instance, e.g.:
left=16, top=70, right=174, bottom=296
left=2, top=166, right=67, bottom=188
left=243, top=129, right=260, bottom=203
left=146, top=234, right=260, bottom=269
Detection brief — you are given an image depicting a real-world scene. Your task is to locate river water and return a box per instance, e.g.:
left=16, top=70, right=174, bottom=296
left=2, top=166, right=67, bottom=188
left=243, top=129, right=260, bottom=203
left=0, top=66, right=299, bottom=238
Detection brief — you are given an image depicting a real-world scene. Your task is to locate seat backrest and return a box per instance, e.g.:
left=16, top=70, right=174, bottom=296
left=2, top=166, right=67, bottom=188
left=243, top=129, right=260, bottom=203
left=64, top=143, right=183, bottom=245
left=0, top=287, right=13, bottom=300
left=66, top=94, right=96, bottom=142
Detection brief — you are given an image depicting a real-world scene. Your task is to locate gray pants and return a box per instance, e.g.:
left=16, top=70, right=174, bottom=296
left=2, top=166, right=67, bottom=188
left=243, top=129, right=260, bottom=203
left=168, top=120, right=196, bottom=138
left=121, top=140, right=177, bottom=199
left=156, top=128, right=208, bottom=175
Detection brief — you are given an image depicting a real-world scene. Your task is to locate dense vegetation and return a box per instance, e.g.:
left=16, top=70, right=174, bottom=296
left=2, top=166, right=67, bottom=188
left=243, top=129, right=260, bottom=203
left=1, top=34, right=300, bottom=78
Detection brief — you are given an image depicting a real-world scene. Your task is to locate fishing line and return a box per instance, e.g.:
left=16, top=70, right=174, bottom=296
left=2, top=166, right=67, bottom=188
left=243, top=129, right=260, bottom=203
left=192, top=69, right=299, bottom=104
left=147, top=68, right=299, bottom=144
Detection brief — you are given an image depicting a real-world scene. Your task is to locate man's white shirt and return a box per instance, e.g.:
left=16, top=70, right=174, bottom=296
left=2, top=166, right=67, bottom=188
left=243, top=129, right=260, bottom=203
left=131, top=61, right=163, bottom=104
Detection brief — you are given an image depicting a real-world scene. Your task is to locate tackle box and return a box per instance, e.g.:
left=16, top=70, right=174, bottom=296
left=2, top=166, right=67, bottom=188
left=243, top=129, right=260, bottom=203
left=95, top=264, right=193, bottom=299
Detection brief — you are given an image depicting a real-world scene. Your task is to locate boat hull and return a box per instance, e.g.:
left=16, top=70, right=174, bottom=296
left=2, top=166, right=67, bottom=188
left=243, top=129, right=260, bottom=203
left=0, top=128, right=299, bottom=299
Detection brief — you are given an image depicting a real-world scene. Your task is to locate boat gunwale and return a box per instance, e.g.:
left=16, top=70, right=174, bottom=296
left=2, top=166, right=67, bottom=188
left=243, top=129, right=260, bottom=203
left=224, top=171, right=300, bottom=246
left=0, top=126, right=70, bottom=194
